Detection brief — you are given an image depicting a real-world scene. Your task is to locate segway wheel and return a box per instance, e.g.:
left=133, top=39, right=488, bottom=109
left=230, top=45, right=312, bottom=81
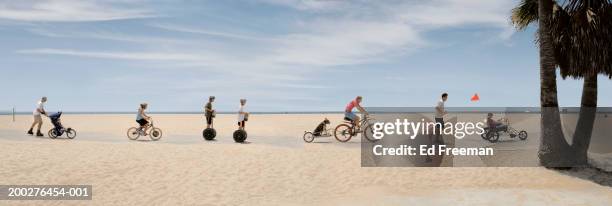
left=233, top=130, right=247, bottom=143
left=203, top=128, right=217, bottom=141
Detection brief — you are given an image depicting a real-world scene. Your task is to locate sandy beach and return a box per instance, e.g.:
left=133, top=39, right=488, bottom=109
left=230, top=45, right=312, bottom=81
left=1, top=114, right=611, bottom=205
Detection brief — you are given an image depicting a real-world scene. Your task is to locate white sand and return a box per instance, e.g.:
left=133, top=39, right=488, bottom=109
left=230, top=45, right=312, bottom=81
left=1, top=114, right=611, bottom=205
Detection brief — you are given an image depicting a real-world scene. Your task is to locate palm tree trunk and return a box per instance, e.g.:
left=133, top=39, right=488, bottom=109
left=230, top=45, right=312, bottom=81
left=538, top=0, right=573, bottom=167
left=571, top=73, right=598, bottom=165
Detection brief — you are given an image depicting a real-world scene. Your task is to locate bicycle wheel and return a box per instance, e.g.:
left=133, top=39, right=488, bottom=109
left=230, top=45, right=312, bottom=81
left=481, top=128, right=489, bottom=140
left=150, top=128, right=163, bottom=141
left=303, top=132, right=315, bottom=143
left=518, top=131, right=528, bottom=140
left=334, top=124, right=353, bottom=142
left=48, top=129, right=58, bottom=139
left=487, top=132, right=499, bottom=143
left=362, top=124, right=378, bottom=142
left=127, top=127, right=141, bottom=140
left=66, top=128, right=77, bottom=139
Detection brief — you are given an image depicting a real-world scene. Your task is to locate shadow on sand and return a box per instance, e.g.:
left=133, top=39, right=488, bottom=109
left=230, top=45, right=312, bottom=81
left=557, top=167, right=612, bottom=187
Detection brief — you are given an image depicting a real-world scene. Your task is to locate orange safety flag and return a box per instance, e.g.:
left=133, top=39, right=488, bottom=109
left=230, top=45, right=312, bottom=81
left=471, top=93, right=480, bottom=102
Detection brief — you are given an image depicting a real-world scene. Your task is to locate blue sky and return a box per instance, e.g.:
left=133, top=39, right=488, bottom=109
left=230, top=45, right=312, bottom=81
left=1, top=0, right=611, bottom=112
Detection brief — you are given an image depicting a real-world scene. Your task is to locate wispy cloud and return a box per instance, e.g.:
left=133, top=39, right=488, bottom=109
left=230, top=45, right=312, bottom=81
left=7, top=0, right=523, bottom=111
left=17, top=48, right=204, bottom=61
left=255, top=0, right=349, bottom=11
left=269, top=20, right=424, bottom=66
left=0, top=0, right=153, bottom=22
left=149, top=23, right=274, bottom=41
left=16, top=0, right=515, bottom=69
left=27, top=28, right=188, bottom=44
left=260, top=0, right=516, bottom=41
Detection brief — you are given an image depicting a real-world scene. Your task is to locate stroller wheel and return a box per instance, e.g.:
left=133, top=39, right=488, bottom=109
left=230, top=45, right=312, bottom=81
left=66, top=128, right=77, bottom=139
left=48, top=129, right=58, bottom=139
left=518, top=131, right=528, bottom=140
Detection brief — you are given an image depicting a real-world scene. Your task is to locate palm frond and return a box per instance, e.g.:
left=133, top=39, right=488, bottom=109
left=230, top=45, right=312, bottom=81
left=511, top=0, right=539, bottom=30
left=553, top=0, right=612, bottom=79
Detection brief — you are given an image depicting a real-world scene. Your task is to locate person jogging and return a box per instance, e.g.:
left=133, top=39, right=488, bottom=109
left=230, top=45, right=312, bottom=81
left=434, top=93, right=448, bottom=143
left=27, top=97, right=48, bottom=137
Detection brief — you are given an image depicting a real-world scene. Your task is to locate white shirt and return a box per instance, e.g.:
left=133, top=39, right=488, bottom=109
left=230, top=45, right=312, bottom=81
left=33, top=101, right=45, bottom=115
left=435, top=99, right=445, bottom=118
left=238, top=104, right=247, bottom=121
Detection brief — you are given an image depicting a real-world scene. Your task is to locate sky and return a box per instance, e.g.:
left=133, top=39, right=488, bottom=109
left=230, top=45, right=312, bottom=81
left=1, top=0, right=611, bottom=113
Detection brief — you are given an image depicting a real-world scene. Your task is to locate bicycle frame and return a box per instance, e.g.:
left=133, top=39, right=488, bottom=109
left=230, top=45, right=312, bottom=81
left=347, top=115, right=372, bottom=134
left=139, top=120, right=154, bottom=135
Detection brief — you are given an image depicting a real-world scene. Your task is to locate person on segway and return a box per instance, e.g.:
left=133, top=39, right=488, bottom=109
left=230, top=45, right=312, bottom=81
left=204, top=96, right=215, bottom=128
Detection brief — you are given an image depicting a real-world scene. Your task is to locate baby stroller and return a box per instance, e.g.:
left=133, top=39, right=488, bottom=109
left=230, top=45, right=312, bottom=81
left=303, top=118, right=332, bottom=143
left=48, top=112, right=77, bottom=139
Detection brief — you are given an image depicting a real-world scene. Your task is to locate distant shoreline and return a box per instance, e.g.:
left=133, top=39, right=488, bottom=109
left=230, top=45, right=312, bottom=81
left=0, top=111, right=345, bottom=115
left=2, top=107, right=612, bottom=115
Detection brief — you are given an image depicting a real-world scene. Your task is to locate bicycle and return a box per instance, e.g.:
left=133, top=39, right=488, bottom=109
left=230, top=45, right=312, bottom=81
left=481, top=118, right=528, bottom=143
left=127, top=119, right=163, bottom=141
left=334, top=114, right=377, bottom=142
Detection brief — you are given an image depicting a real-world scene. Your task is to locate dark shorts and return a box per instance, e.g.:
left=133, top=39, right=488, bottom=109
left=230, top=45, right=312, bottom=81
left=206, top=116, right=213, bottom=125
left=434, top=118, right=444, bottom=133
left=137, top=119, right=149, bottom=126
left=238, top=121, right=246, bottom=127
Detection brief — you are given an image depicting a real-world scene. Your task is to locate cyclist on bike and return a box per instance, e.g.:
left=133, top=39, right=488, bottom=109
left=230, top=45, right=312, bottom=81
left=345, top=96, right=368, bottom=131
left=136, top=103, right=151, bottom=135
left=486, top=113, right=508, bottom=132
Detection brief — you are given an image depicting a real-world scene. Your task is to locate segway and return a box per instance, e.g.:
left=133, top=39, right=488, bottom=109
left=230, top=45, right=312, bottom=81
left=233, top=129, right=247, bottom=143
left=234, top=117, right=248, bottom=143
left=202, top=116, right=217, bottom=141
left=203, top=127, right=217, bottom=141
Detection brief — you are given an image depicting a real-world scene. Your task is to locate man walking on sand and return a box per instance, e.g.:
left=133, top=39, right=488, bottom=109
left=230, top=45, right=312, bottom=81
left=27, top=97, right=48, bottom=137
left=434, top=93, right=448, bottom=144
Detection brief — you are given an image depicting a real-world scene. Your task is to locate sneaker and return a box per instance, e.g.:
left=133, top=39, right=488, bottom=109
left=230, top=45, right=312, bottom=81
left=27, top=129, right=34, bottom=135
left=36, top=131, right=44, bottom=137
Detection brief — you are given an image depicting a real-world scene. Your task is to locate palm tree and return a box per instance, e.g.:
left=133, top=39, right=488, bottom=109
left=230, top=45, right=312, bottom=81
left=512, top=0, right=612, bottom=166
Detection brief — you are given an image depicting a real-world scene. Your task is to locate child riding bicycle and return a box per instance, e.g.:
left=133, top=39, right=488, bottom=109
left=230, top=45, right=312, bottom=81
left=136, top=103, right=152, bottom=136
